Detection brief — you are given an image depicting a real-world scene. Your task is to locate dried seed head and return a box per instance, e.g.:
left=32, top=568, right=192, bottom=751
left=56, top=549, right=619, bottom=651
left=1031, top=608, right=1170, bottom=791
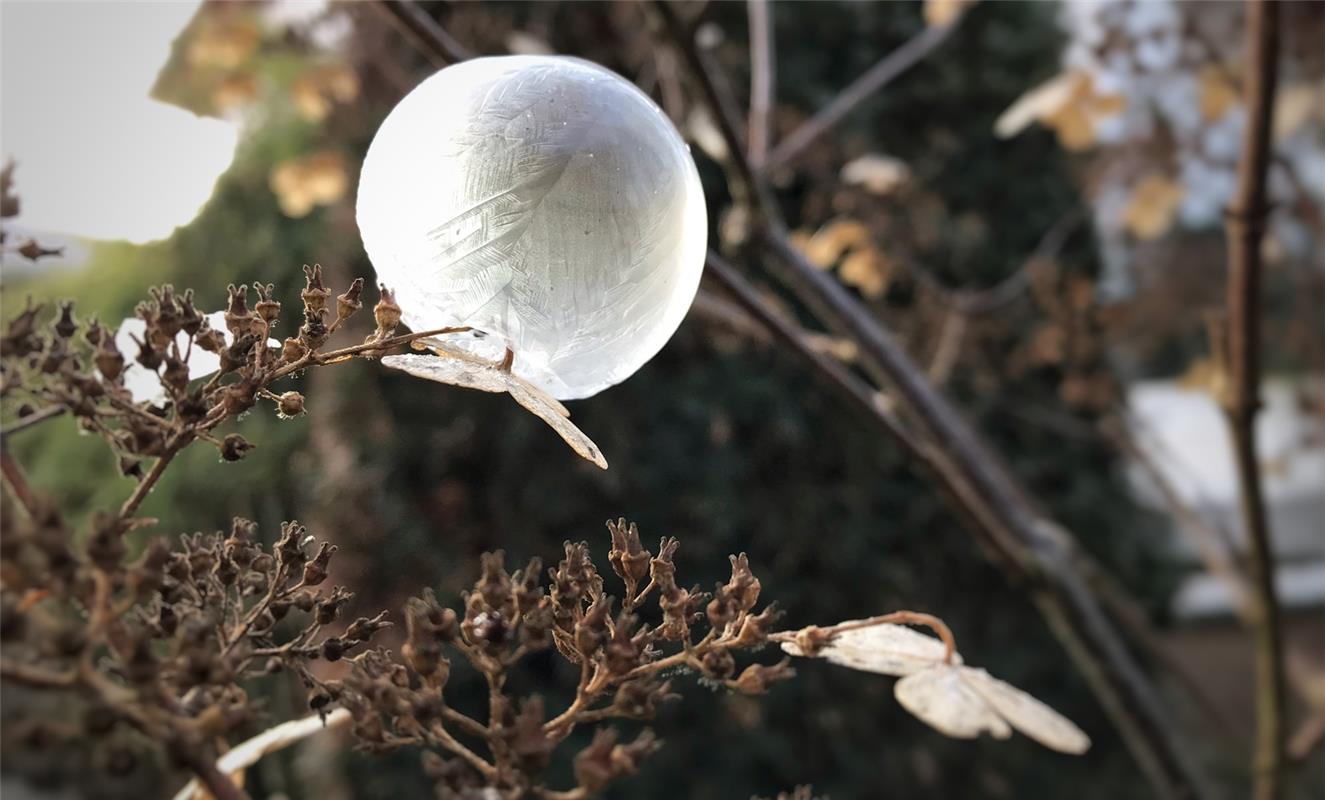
left=372, top=285, right=401, bottom=338
left=336, top=277, right=364, bottom=325
left=728, top=658, right=796, bottom=695
left=220, top=433, right=254, bottom=462
left=301, top=264, right=331, bottom=316
left=253, top=282, right=280, bottom=324
left=276, top=390, right=306, bottom=418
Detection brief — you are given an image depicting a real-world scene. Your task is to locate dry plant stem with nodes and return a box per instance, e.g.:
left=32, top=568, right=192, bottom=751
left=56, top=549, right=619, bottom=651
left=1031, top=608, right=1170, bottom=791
left=1, top=265, right=1089, bottom=799
left=1213, top=2, right=1288, bottom=798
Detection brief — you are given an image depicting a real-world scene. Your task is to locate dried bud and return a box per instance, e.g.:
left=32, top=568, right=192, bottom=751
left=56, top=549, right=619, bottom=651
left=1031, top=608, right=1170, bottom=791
left=301, top=264, right=331, bottom=315
left=253, top=282, right=280, bottom=324
left=274, top=390, right=305, bottom=419
left=372, top=285, right=401, bottom=338
left=727, top=658, right=796, bottom=695
left=298, top=308, right=329, bottom=351
left=700, top=648, right=736, bottom=680
left=301, top=542, right=336, bottom=586
left=54, top=301, right=77, bottom=339
left=220, top=433, right=254, bottom=462
left=607, top=518, right=651, bottom=589
left=335, top=277, right=364, bottom=325
left=179, top=289, right=203, bottom=335
left=194, top=324, right=226, bottom=354
left=95, top=335, right=125, bottom=381
left=279, top=336, right=308, bottom=364
left=575, top=595, right=612, bottom=657
left=225, top=284, right=251, bottom=335
left=723, top=553, right=762, bottom=613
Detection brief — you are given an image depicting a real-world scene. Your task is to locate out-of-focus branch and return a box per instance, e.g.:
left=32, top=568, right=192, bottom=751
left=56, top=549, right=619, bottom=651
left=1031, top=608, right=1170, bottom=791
left=0, top=448, right=41, bottom=518
left=746, top=0, right=775, bottom=167
left=0, top=405, right=66, bottom=439
left=1101, top=415, right=1253, bottom=616
left=372, top=1, right=474, bottom=67
left=1218, top=3, right=1286, bottom=798
left=652, top=3, right=1206, bottom=796
left=763, top=20, right=961, bottom=170
left=705, top=250, right=922, bottom=458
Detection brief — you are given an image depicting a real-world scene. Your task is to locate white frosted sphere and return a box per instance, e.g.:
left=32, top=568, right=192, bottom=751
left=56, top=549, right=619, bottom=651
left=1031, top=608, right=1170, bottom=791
left=357, top=55, right=708, bottom=400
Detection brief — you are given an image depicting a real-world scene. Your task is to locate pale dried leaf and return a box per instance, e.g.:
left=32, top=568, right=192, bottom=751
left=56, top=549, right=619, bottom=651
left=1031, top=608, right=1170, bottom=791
left=381, top=353, right=606, bottom=469
left=1274, top=84, right=1321, bottom=141
left=840, top=154, right=910, bottom=195
left=839, top=249, right=890, bottom=299
left=780, top=622, right=960, bottom=676
left=924, top=0, right=976, bottom=27
left=508, top=379, right=607, bottom=469
left=994, top=72, right=1082, bottom=139
left=172, top=709, right=351, bottom=800
left=1121, top=174, right=1185, bottom=240
left=381, top=352, right=508, bottom=393
left=1198, top=66, right=1240, bottom=122
left=960, top=667, right=1092, bottom=754
left=895, top=666, right=1012, bottom=740
left=803, top=219, right=872, bottom=268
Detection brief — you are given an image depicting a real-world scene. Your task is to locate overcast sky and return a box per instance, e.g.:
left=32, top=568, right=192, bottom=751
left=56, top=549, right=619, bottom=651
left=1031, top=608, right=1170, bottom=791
left=0, top=1, right=236, bottom=243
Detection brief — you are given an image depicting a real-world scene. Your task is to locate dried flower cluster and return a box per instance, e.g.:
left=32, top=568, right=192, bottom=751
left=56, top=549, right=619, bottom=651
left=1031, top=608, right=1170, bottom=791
left=331, top=519, right=794, bottom=799
left=2, top=277, right=1089, bottom=800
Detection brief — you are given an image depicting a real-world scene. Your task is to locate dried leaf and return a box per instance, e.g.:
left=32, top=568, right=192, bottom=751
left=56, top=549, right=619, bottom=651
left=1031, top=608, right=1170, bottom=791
left=996, top=71, right=1122, bottom=150
left=1199, top=66, right=1239, bottom=122
left=802, top=219, right=872, bottom=268
left=381, top=353, right=606, bottom=469
left=896, top=665, right=1090, bottom=753
left=959, top=667, right=1092, bottom=754
left=995, top=72, right=1082, bottom=139
left=188, top=15, right=261, bottom=70
left=839, top=249, right=891, bottom=299
left=924, top=0, right=976, bottom=27
left=269, top=151, right=347, bottom=218
left=780, top=622, right=961, bottom=676
left=840, top=154, right=910, bottom=195
left=1274, top=84, right=1321, bottom=141
left=291, top=64, right=360, bottom=122
left=213, top=73, right=259, bottom=113
left=1121, top=174, right=1185, bottom=240
left=895, top=665, right=1013, bottom=740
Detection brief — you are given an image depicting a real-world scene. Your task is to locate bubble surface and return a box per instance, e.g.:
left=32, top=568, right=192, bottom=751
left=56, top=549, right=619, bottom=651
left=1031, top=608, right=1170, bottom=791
left=357, top=55, right=708, bottom=400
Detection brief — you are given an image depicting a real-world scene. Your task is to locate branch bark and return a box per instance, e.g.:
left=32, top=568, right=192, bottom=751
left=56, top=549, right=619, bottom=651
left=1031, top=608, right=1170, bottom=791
left=1220, top=2, right=1286, bottom=798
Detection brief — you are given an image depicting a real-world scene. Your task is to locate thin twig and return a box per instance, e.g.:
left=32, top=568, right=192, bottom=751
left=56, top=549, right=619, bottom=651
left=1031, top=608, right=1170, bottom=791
left=0, top=405, right=66, bottom=439
left=704, top=250, right=924, bottom=459
left=745, top=0, right=775, bottom=167
left=1220, top=3, right=1286, bottom=797
left=372, top=1, right=474, bottom=66
left=763, top=20, right=961, bottom=170
left=0, top=447, right=42, bottom=517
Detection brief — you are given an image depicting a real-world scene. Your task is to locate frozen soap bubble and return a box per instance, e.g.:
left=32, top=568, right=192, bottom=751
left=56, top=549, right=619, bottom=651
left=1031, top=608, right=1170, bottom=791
left=357, top=55, right=708, bottom=400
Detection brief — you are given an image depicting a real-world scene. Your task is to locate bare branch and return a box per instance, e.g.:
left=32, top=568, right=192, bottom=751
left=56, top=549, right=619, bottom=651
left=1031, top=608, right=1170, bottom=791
left=763, top=21, right=960, bottom=170
left=1219, top=2, right=1287, bottom=797
left=746, top=0, right=775, bottom=167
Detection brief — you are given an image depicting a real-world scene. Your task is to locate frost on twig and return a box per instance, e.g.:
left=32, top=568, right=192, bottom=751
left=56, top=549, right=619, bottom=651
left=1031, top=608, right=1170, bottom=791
left=775, top=614, right=1091, bottom=754
left=382, top=349, right=608, bottom=469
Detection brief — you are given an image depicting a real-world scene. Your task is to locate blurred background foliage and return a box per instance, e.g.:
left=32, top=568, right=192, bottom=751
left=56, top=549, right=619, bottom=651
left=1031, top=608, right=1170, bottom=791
left=6, top=1, right=1320, bottom=798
